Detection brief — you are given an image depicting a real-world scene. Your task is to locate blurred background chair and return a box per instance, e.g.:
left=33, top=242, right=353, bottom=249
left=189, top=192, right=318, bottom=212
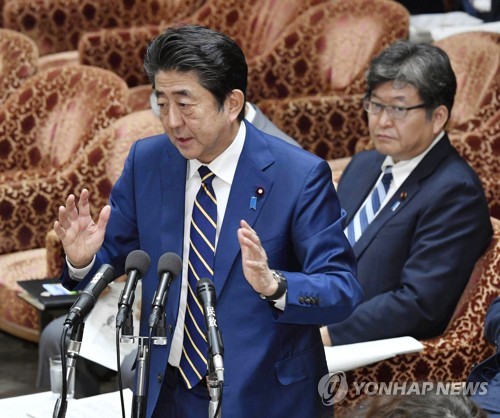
left=435, top=31, right=499, bottom=130
left=77, top=0, right=331, bottom=87
left=0, top=64, right=129, bottom=255
left=0, top=28, right=38, bottom=103
left=246, top=0, right=410, bottom=102
left=334, top=216, right=500, bottom=417
left=258, top=93, right=368, bottom=160
left=0, top=109, right=164, bottom=342
left=2, top=0, right=206, bottom=56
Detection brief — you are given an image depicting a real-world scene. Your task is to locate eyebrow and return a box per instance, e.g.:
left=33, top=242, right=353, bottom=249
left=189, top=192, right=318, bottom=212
left=155, top=89, right=194, bottom=99
left=371, top=93, right=408, bottom=103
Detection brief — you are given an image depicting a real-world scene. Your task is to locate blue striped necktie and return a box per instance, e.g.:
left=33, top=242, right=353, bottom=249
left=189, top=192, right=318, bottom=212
left=345, top=166, right=393, bottom=246
left=179, top=166, right=217, bottom=388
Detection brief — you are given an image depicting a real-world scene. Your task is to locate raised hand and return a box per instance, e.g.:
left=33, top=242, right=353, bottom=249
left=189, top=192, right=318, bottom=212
left=237, top=219, right=277, bottom=297
left=53, top=189, right=110, bottom=268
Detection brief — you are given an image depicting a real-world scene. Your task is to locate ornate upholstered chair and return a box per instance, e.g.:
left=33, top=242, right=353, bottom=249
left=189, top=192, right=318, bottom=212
left=2, top=0, right=205, bottom=55
left=0, top=109, right=164, bottom=341
left=246, top=0, right=409, bottom=102
left=334, top=216, right=500, bottom=417
left=258, top=94, right=368, bottom=160
left=435, top=31, right=500, bottom=131
left=0, top=28, right=38, bottom=102
left=78, top=0, right=330, bottom=87
left=448, top=113, right=500, bottom=218
left=0, top=64, right=129, bottom=255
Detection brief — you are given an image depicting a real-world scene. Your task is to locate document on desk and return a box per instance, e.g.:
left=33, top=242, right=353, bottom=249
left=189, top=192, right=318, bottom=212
left=78, top=281, right=141, bottom=371
left=26, top=389, right=133, bottom=418
left=324, top=336, right=424, bottom=372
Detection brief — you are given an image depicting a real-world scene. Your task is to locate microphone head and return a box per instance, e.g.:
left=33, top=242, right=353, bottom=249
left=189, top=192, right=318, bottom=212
left=157, top=252, right=182, bottom=278
left=96, top=263, right=116, bottom=285
left=196, top=278, right=216, bottom=304
left=125, top=250, right=151, bottom=276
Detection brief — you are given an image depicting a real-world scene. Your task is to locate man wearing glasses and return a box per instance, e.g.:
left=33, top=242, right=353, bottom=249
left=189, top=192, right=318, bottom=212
left=322, top=41, right=492, bottom=346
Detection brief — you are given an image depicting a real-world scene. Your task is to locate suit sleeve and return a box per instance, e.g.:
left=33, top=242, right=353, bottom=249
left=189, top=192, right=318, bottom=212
left=327, top=176, right=493, bottom=344
left=485, top=297, right=500, bottom=348
left=275, top=160, right=363, bottom=325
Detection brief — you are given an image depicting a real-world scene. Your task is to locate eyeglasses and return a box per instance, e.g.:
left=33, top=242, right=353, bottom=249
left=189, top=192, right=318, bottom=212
left=363, top=99, right=426, bottom=120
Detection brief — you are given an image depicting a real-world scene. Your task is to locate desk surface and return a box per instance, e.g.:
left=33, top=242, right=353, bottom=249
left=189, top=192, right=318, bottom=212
left=0, top=389, right=132, bottom=417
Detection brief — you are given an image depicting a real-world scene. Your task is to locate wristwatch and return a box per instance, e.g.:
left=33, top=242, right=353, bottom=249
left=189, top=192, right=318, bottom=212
left=259, top=270, right=287, bottom=301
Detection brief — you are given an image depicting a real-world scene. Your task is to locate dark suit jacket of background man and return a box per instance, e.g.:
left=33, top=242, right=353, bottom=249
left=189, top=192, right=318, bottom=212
left=62, top=120, right=362, bottom=417
left=469, top=297, right=500, bottom=417
left=327, top=134, right=492, bottom=345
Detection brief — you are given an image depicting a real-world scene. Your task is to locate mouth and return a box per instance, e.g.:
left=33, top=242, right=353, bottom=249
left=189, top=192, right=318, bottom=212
left=374, top=133, right=394, bottom=143
left=175, top=136, right=192, bottom=145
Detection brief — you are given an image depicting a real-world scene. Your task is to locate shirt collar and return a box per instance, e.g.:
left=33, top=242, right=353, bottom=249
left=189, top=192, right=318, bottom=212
left=381, top=130, right=445, bottom=188
left=244, top=102, right=256, bottom=123
left=187, top=121, right=246, bottom=186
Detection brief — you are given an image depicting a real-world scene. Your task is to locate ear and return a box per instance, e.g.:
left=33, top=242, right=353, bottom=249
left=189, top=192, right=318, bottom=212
left=226, top=89, right=245, bottom=122
left=432, top=105, right=449, bottom=135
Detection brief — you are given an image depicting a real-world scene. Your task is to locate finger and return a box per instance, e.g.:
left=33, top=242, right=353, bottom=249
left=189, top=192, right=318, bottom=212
left=96, top=205, right=111, bottom=231
left=65, top=194, right=79, bottom=222
left=58, top=205, right=72, bottom=230
left=77, top=189, right=91, bottom=218
left=240, top=220, right=262, bottom=246
left=53, top=220, right=66, bottom=240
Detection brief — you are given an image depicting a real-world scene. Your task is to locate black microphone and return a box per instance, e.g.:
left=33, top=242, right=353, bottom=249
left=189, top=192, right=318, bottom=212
left=64, top=264, right=115, bottom=327
left=197, top=278, right=224, bottom=382
left=148, top=252, right=182, bottom=329
left=116, top=250, right=151, bottom=328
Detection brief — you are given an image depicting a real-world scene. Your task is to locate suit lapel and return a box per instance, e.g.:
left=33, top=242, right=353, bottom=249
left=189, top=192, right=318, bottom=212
left=213, top=121, right=275, bottom=296
left=159, top=142, right=187, bottom=318
left=354, top=134, right=456, bottom=258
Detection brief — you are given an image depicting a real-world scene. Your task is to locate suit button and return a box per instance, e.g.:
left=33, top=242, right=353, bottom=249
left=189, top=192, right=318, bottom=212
left=157, top=373, right=163, bottom=383
left=298, top=296, right=305, bottom=304
left=168, top=325, right=173, bottom=334
left=304, top=297, right=311, bottom=304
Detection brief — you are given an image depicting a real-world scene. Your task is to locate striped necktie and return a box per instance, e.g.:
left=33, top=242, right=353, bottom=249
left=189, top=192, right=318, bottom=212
left=345, top=166, right=393, bottom=246
left=179, top=166, right=217, bottom=388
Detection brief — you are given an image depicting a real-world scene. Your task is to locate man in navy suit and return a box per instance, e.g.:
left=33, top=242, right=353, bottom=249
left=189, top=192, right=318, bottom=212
left=468, top=297, right=500, bottom=417
left=54, top=25, right=362, bottom=417
left=321, top=41, right=492, bottom=346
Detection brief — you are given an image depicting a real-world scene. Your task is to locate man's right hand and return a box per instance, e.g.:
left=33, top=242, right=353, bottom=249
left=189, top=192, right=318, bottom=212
left=53, top=188, right=110, bottom=268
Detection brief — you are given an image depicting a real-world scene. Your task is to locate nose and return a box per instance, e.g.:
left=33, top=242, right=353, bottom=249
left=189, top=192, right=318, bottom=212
left=377, top=108, right=394, bottom=127
left=166, top=105, right=183, bottom=129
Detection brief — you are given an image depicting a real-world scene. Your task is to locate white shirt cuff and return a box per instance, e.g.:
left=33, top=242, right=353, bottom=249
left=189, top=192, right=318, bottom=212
left=66, top=255, right=96, bottom=280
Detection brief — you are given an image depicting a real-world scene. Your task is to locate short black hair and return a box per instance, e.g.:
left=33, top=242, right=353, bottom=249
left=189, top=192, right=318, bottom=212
left=144, top=24, right=248, bottom=121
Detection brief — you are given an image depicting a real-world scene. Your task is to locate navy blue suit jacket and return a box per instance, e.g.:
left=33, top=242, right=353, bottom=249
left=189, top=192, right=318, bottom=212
left=469, top=297, right=500, bottom=416
left=327, top=134, right=492, bottom=345
left=63, top=121, right=362, bottom=417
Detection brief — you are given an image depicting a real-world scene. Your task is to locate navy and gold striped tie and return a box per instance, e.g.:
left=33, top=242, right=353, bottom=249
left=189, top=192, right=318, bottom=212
left=179, top=166, right=217, bottom=388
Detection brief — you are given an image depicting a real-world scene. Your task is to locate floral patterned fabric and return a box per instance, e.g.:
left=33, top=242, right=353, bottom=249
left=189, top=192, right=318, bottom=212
left=246, top=0, right=409, bottom=102
left=258, top=94, right=368, bottom=160
left=2, top=0, right=206, bottom=55
left=0, top=65, right=129, bottom=255
left=0, top=28, right=38, bottom=103
left=78, top=0, right=332, bottom=87
left=335, top=217, right=500, bottom=417
left=0, top=110, right=164, bottom=341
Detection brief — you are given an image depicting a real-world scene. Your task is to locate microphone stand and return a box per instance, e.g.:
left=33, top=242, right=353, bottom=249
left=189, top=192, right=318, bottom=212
left=53, top=322, right=84, bottom=418
left=131, top=337, right=149, bottom=418
left=207, top=355, right=224, bottom=418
